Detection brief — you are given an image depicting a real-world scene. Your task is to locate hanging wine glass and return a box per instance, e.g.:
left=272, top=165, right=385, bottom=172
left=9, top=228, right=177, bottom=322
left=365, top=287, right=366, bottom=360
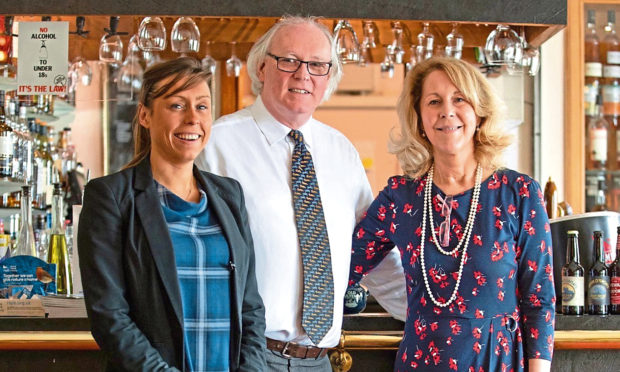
left=445, top=23, right=464, bottom=59
left=520, top=28, right=540, bottom=76
left=99, top=17, right=124, bottom=64
left=416, top=22, right=434, bottom=62
left=390, top=21, right=405, bottom=64
left=68, top=16, right=92, bottom=89
left=117, top=55, right=143, bottom=93
left=484, top=24, right=523, bottom=67
left=361, top=20, right=378, bottom=49
left=226, top=41, right=242, bottom=77
left=201, top=41, right=217, bottom=75
left=171, top=17, right=200, bottom=55
left=359, top=20, right=378, bottom=66
left=99, top=34, right=123, bottom=64
left=142, top=50, right=162, bottom=67
left=138, top=16, right=166, bottom=52
left=406, top=45, right=417, bottom=71
left=380, top=45, right=395, bottom=79
left=333, top=20, right=360, bottom=64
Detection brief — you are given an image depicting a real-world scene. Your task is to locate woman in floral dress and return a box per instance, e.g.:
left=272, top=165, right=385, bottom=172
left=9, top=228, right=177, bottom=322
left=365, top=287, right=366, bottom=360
left=349, top=57, right=555, bottom=372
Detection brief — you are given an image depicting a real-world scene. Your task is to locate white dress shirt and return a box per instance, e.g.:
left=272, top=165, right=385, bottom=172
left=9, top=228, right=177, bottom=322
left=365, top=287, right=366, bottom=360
left=196, top=97, right=405, bottom=348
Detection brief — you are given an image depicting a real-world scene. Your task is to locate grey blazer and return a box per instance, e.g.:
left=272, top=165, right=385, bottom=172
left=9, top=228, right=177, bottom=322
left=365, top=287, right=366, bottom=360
left=78, top=156, right=266, bottom=371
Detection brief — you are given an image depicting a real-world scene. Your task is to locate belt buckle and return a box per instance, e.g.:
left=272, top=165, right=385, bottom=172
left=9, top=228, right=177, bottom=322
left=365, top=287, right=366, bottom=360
left=281, top=341, right=294, bottom=358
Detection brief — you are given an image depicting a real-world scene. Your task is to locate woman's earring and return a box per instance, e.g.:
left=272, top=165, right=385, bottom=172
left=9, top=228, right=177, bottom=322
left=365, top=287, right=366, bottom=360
left=421, top=131, right=426, bottom=138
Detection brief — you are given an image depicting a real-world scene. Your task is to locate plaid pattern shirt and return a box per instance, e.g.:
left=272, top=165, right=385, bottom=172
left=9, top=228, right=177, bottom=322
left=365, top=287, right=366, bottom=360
left=157, top=182, right=231, bottom=372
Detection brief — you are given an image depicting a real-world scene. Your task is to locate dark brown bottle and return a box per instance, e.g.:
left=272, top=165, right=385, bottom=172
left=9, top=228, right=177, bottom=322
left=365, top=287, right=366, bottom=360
left=610, top=226, right=620, bottom=314
left=588, top=231, right=610, bottom=315
left=562, top=230, right=585, bottom=315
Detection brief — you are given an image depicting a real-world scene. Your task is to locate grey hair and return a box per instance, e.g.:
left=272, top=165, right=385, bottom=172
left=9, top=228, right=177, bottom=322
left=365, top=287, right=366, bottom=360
left=246, top=15, right=342, bottom=102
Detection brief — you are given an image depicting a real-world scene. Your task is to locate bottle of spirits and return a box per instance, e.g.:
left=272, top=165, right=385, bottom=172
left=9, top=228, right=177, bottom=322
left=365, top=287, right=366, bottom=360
left=610, top=226, right=620, bottom=314
left=46, top=183, right=72, bottom=295
left=543, top=177, right=558, bottom=218
left=33, top=214, right=48, bottom=261
left=0, top=108, right=13, bottom=178
left=586, top=9, right=603, bottom=118
left=18, top=106, right=33, bottom=183
left=562, top=230, right=585, bottom=315
left=603, top=10, right=620, bottom=66
left=592, top=179, right=609, bottom=211
left=588, top=230, right=610, bottom=315
left=603, top=65, right=620, bottom=170
left=11, top=186, right=37, bottom=257
left=587, top=96, right=610, bottom=170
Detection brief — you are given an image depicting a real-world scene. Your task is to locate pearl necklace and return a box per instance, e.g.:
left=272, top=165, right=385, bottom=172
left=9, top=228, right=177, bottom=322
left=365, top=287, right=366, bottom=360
left=420, top=163, right=482, bottom=307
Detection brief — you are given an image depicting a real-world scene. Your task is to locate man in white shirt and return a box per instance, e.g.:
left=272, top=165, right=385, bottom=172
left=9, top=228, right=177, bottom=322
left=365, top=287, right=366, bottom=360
left=196, top=16, right=405, bottom=371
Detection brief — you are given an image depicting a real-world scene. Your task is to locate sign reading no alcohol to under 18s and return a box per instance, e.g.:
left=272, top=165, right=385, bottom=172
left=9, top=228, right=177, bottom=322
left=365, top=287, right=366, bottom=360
left=17, top=21, right=69, bottom=96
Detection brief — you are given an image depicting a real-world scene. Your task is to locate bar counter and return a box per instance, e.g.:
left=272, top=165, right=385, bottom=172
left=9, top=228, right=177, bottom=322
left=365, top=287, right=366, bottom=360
left=0, top=313, right=619, bottom=371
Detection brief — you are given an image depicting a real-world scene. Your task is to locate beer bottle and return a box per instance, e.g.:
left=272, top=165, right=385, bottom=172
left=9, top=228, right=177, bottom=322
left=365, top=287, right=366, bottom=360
left=562, top=230, right=585, bottom=315
left=588, top=230, right=610, bottom=315
left=610, top=226, right=620, bottom=314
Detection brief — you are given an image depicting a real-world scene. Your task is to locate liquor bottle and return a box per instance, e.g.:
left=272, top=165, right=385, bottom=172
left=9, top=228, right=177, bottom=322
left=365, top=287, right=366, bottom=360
left=57, top=127, right=76, bottom=177
left=562, top=230, right=585, bottom=315
left=588, top=230, right=610, bottom=315
left=18, top=106, right=33, bottom=183
left=11, top=186, right=37, bottom=257
left=602, top=10, right=620, bottom=67
left=46, top=183, right=72, bottom=295
left=610, top=226, right=620, bottom=314
left=543, top=177, right=558, bottom=218
left=587, top=95, right=610, bottom=170
left=30, top=119, right=44, bottom=209
left=33, top=214, right=48, bottom=261
left=592, top=179, right=609, bottom=211
left=0, top=92, right=13, bottom=178
left=603, top=65, right=620, bottom=170
left=586, top=9, right=603, bottom=118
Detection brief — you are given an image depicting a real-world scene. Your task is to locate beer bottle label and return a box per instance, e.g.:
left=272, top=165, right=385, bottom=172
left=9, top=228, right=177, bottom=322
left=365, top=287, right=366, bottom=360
left=611, top=276, right=620, bottom=305
left=562, top=276, right=585, bottom=307
left=588, top=275, right=611, bottom=306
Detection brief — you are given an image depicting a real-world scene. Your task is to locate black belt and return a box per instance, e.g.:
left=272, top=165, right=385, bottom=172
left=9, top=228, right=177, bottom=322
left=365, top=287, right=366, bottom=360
left=266, top=337, right=329, bottom=359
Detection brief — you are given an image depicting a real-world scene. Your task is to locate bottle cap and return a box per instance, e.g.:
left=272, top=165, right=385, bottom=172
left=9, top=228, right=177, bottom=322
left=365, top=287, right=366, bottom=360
left=567, top=230, right=579, bottom=236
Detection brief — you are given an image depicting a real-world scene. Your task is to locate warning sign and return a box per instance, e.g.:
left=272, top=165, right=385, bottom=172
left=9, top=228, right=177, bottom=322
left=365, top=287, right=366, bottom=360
left=16, top=21, right=69, bottom=96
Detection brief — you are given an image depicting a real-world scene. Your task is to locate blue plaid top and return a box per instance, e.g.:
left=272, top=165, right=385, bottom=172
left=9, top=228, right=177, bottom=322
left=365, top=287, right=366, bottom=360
left=157, top=182, right=231, bottom=372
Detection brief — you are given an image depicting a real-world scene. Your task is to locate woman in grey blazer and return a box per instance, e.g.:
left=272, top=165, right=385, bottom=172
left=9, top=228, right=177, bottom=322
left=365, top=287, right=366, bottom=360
left=78, top=57, right=266, bottom=371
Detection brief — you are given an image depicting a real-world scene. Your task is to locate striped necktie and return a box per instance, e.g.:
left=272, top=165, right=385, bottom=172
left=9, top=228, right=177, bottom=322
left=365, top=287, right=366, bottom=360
left=288, top=129, right=334, bottom=345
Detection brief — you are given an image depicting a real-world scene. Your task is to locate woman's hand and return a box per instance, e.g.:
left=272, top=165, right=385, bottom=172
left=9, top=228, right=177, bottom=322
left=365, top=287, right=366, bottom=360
left=528, top=358, right=551, bottom=372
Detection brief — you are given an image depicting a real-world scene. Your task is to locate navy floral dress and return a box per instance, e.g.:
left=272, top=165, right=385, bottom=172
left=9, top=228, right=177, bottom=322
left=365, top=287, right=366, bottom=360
left=349, top=169, right=555, bottom=372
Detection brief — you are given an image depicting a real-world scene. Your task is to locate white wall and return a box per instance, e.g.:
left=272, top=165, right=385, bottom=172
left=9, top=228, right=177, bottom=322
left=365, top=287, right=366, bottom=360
left=540, top=30, right=566, bottom=202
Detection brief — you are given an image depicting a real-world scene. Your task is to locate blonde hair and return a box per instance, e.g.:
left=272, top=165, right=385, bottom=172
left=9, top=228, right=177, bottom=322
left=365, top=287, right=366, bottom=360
left=124, top=57, right=211, bottom=169
left=246, top=15, right=342, bottom=101
left=390, top=57, right=513, bottom=179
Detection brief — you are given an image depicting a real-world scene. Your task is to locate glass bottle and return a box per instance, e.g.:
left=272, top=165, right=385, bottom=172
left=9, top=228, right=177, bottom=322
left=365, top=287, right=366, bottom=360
left=587, top=95, right=609, bottom=170
left=30, top=119, right=44, bottom=209
left=585, top=10, right=602, bottom=118
left=543, top=177, right=558, bottom=218
left=602, top=65, right=620, bottom=170
left=562, top=230, right=585, bottom=315
left=47, top=183, right=71, bottom=294
left=588, top=230, right=610, bottom=315
left=602, top=10, right=620, bottom=67
left=592, top=179, right=609, bottom=211
left=18, top=106, right=33, bottom=183
left=0, top=100, right=13, bottom=178
left=610, top=226, right=620, bottom=314
left=11, top=186, right=36, bottom=257
left=33, top=214, right=48, bottom=261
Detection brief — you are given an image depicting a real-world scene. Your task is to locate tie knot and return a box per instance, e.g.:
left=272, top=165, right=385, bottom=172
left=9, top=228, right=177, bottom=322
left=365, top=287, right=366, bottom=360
left=289, top=129, right=304, bottom=144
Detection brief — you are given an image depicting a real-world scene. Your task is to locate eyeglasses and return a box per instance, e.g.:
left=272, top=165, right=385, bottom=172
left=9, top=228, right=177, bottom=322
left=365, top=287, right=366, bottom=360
left=438, top=194, right=453, bottom=248
left=267, top=53, right=332, bottom=76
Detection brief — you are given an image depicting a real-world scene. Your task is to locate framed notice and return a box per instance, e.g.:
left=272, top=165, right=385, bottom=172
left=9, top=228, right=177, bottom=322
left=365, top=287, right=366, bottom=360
left=16, top=21, right=69, bottom=96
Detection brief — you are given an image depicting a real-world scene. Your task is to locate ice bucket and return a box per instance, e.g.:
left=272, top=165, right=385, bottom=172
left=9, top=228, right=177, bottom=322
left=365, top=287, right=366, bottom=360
left=550, top=211, right=620, bottom=304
